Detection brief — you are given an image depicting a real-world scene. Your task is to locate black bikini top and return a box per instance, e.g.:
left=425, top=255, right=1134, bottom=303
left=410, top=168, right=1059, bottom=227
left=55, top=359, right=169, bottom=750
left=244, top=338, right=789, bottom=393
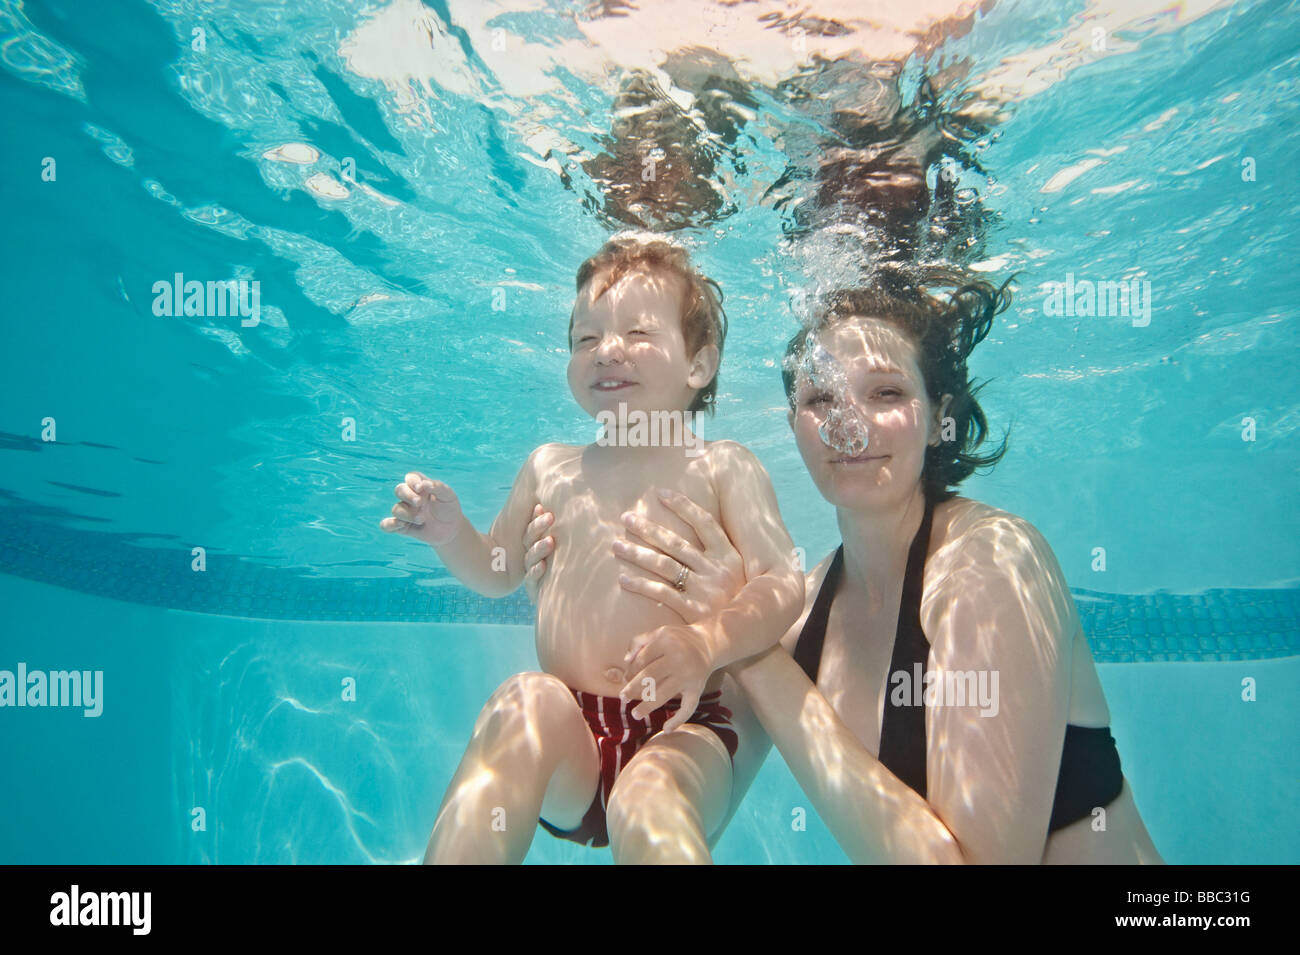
left=791, top=492, right=1124, bottom=834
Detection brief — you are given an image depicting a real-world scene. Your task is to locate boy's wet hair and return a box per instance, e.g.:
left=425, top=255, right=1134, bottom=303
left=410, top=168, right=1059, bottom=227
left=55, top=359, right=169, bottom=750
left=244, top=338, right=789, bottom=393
left=781, top=268, right=1014, bottom=501
left=570, top=234, right=728, bottom=415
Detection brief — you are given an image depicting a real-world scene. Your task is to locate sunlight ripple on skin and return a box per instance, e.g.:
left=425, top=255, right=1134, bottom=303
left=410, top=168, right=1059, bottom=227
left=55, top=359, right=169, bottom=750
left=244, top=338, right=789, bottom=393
left=605, top=737, right=724, bottom=864
left=426, top=673, right=589, bottom=864
left=798, top=686, right=959, bottom=864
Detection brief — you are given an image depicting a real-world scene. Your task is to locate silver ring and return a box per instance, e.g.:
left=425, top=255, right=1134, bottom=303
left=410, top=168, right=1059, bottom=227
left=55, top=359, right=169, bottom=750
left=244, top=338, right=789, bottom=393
left=674, top=564, right=689, bottom=592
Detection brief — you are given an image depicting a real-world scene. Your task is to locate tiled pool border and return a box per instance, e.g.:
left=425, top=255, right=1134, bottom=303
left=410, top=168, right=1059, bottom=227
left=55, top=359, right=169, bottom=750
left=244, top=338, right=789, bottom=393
left=2, top=516, right=1296, bottom=662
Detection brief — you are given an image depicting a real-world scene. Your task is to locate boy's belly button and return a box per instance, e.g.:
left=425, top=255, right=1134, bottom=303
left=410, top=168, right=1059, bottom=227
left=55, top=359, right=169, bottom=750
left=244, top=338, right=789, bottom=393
left=604, top=667, right=625, bottom=685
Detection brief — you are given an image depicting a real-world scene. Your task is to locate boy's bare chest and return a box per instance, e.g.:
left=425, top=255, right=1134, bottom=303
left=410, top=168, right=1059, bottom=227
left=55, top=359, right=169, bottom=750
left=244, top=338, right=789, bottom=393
left=537, top=451, right=719, bottom=551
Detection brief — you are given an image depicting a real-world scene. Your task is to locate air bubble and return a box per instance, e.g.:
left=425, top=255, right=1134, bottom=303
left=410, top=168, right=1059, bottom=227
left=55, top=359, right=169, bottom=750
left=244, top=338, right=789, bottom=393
left=799, top=337, right=872, bottom=456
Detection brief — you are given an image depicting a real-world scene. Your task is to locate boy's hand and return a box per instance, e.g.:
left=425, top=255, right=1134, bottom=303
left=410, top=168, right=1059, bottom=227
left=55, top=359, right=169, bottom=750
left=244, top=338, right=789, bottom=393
left=381, top=471, right=464, bottom=545
left=619, top=624, right=714, bottom=732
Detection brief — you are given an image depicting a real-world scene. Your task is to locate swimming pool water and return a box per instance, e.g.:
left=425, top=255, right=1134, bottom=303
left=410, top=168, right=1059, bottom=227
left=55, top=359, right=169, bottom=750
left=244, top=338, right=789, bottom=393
left=1, top=0, right=1297, bottom=863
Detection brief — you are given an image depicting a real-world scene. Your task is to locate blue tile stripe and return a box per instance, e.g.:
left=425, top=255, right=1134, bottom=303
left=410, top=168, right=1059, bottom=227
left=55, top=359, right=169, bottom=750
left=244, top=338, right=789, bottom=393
left=0, top=512, right=534, bottom=625
left=1071, top=587, right=1299, bottom=662
left=0, top=514, right=1295, bottom=661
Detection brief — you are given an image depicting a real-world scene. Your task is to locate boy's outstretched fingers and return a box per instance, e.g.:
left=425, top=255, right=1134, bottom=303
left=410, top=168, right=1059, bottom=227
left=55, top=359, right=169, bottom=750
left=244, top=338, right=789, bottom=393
left=380, top=516, right=416, bottom=534
left=628, top=666, right=676, bottom=721
left=382, top=483, right=425, bottom=535
left=416, top=475, right=457, bottom=504
left=394, top=481, right=422, bottom=508
left=381, top=472, right=465, bottom=544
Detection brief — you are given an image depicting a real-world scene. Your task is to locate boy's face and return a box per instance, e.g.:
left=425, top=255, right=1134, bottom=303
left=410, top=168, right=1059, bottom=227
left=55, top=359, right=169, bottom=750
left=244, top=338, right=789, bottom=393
left=567, top=268, right=717, bottom=422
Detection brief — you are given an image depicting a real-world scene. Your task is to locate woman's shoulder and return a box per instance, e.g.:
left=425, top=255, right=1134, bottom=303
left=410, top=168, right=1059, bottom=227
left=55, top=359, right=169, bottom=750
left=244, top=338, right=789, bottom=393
left=937, top=495, right=1048, bottom=546
left=932, top=496, right=1062, bottom=586
left=925, top=495, right=1081, bottom=667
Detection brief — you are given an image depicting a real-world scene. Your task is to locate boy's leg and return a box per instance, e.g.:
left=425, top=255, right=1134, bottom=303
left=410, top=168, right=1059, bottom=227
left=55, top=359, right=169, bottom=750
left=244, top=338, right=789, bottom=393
left=605, top=722, right=733, bottom=865
left=423, top=671, right=599, bottom=864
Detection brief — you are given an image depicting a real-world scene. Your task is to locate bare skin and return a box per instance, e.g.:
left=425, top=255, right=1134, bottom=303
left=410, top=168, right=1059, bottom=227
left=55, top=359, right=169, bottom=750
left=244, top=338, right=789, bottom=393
left=525, top=314, right=1163, bottom=863
left=383, top=266, right=803, bottom=863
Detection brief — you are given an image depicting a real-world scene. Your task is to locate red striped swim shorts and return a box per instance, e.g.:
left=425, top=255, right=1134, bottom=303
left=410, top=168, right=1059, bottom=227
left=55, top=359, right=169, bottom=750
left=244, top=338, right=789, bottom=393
left=538, top=687, right=739, bottom=849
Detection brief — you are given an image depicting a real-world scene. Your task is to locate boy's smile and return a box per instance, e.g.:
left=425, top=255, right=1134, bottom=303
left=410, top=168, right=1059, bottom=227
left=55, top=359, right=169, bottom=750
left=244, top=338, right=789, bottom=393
left=591, top=375, right=638, bottom=392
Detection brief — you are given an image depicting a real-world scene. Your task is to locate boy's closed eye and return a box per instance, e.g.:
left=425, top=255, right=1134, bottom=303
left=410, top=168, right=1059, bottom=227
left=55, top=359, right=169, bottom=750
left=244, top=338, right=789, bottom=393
left=574, top=329, right=651, bottom=345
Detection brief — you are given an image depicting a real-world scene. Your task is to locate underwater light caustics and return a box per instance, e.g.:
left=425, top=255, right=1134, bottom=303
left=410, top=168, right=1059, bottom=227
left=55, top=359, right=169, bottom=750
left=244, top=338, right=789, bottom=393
left=801, top=335, right=871, bottom=457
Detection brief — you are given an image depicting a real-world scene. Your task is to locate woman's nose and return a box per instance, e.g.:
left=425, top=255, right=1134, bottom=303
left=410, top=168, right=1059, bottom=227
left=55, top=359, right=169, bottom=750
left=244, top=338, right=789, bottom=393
left=819, top=392, right=872, bottom=456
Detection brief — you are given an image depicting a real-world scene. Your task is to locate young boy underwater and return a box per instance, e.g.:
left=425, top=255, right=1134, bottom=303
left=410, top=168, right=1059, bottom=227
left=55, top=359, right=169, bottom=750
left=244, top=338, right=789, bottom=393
left=381, top=234, right=804, bottom=863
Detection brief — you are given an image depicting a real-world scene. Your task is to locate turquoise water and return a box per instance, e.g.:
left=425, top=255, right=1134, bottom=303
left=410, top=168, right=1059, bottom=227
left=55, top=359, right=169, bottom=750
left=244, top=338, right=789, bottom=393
left=1, top=0, right=1297, bottom=863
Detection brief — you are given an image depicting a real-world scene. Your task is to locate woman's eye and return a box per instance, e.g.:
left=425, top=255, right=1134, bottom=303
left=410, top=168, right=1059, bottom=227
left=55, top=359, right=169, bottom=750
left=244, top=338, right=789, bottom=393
left=877, top=389, right=902, bottom=399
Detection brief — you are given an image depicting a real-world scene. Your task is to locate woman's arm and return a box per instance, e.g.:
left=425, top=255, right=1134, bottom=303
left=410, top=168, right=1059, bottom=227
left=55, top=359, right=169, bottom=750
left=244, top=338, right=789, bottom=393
left=920, top=513, right=1077, bottom=863
left=619, top=444, right=805, bottom=728
left=675, top=441, right=805, bottom=671
left=728, top=645, right=966, bottom=865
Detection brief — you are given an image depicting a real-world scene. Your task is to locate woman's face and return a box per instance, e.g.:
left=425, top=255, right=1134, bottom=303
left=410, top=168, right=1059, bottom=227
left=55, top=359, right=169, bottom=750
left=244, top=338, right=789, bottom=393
left=788, top=317, right=950, bottom=510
